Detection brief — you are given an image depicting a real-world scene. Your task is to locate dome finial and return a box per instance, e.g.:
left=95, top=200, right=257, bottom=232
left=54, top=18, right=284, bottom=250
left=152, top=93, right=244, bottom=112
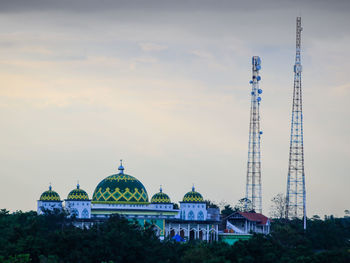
left=160, top=185, right=162, bottom=193
left=49, top=182, right=52, bottom=191
left=192, top=184, right=195, bottom=192
left=77, top=180, right=80, bottom=189
left=118, top=159, right=124, bottom=174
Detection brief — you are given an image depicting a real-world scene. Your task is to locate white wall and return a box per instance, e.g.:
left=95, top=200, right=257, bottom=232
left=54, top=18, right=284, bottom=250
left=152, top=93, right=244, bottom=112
left=148, top=203, right=174, bottom=210
left=65, top=200, right=91, bottom=219
left=37, top=201, right=62, bottom=214
left=180, top=202, right=207, bottom=221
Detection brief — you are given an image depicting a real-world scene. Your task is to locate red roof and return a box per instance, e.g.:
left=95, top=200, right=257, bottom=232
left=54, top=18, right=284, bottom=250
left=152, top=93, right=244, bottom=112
left=238, top=212, right=269, bottom=225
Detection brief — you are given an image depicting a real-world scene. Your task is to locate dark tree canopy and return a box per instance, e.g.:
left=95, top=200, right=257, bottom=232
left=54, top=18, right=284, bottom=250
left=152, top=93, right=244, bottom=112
left=0, top=209, right=349, bottom=263
left=205, top=200, right=219, bottom=209
left=221, top=204, right=235, bottom=217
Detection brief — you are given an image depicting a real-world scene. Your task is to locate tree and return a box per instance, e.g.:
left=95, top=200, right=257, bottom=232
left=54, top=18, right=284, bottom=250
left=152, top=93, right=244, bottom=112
left=270, top=193, right=287, bottom=219
left=205, top=200, right=218, bottom=209
left=0, top=254, right=31, bottom=263
left=221, top=205, right=234, bottom=217
left=234, top=198, right=253, bottom=212
left=1, top=209, right=350, bottom=263
left=220, top=198, right=253, bottom=216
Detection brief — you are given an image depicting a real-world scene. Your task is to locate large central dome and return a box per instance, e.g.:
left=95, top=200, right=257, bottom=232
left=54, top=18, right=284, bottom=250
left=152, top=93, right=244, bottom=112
left=92, top=163, right=149, bottom=204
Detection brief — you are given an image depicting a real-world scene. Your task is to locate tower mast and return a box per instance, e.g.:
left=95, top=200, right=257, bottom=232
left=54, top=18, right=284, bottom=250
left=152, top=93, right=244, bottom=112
left=245, top=56, right=263, bottom=213
left=286, top=17, right=307, bottom=229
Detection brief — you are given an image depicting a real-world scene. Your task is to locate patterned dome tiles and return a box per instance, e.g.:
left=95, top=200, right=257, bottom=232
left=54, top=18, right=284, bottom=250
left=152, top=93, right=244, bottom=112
left=92, top=173, right=149, bottom=204
left=182, top=190, right=204, bottom=203
left=40, top=189, right=61, bottom=202
left=151, top=192, right=171, bottom=204
left=67, top=188, right=89, bottom=201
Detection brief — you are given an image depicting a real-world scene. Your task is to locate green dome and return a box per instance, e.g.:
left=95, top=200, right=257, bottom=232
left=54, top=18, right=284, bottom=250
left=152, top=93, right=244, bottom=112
left=182, top=186, right=204, bottom=203
left=151, top=187, right=171, bottom=204
left=39, top=186, right=61, bottom=202
left=92, top=164, right=149, bottom=204
left=67, top=184, right=89, bottom=201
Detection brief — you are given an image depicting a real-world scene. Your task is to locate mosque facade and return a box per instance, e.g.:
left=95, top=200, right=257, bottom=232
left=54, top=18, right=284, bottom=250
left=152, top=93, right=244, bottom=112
left=37, top=162, right=220, bottom=241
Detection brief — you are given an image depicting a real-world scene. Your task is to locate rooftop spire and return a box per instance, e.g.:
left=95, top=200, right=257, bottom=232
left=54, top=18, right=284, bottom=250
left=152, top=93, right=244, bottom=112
left=160, top=185, right=162, bottom=193
left=192, top=184, right=195, bottom=192
left=118, top=159, right=124, bottom=174
left=49, top=183, right=52, bottom=191
left=77, top=180, right=80, bottom=189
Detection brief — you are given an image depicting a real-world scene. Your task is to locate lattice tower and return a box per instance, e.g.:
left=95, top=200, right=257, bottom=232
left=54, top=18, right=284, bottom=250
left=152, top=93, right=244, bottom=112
left=286, top=17, right=307, bottom=230
left=245, top=56, right=263, bottom=213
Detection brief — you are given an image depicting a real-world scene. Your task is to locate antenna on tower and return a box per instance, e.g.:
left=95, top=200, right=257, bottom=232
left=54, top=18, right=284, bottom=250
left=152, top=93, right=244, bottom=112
left=245, top=56, right=263, bottom=213
left=286, top=17, right=307, bottom=230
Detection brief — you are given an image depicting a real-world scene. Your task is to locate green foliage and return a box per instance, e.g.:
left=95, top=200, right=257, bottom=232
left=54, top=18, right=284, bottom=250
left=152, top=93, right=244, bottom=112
left=205, top=200, right=219, bottom=209
left=345, top=210, right=350, bottom=218
left=38, top=255, right=61, bottom=263
left=221, top=204, right=234, bottom=217
left=0, top=210, right=349, bottom=263
left=0, top=254, right=31, bottom=263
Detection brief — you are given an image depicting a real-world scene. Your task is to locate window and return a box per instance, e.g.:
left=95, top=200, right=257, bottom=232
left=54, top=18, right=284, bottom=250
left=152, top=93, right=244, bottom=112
left=81, top=208, right=89, bottom=218
left=197, top=211, right=204, bottom=220
left=188, top=211, right=195, bottom=220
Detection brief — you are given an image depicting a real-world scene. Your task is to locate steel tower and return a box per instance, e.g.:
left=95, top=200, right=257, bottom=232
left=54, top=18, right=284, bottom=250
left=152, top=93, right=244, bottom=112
left=286, top=17, right=307, bottom=229
left=245, top=56, right=263, bottom=213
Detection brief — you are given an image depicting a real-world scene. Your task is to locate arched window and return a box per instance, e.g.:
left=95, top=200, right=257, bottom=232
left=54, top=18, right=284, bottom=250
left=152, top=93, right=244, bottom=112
left=81, top=208, right=89, bottom=218
left=188, top=211, right=195, bottom=220
left=197, top=211, right=204, bottom=220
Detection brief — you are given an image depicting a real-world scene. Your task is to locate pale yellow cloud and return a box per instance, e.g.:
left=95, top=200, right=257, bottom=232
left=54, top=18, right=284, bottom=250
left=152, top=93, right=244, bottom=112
left=139, top=42, right=168, bottom=52
left=332, top=83, right=350, bottom=95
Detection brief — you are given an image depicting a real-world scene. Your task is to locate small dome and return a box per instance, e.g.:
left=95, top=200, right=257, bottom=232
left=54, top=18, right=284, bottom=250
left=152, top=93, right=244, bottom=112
left=67, top=184, right=89, bottom=201
left=151, top=187, right=171, bottom=204
left=92, top=162, right=149, bottom=204
left=39, top=186, right=61, bottom=202
left=182, top=186, right=204, bottom=203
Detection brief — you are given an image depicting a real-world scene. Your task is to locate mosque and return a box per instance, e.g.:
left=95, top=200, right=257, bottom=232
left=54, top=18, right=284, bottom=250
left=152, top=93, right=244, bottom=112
left=37, top=161, right=220, bottom=241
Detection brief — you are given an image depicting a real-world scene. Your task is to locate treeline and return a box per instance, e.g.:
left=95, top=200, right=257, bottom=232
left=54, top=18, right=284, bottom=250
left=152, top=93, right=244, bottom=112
left=0, top=209, right=349, bottom=263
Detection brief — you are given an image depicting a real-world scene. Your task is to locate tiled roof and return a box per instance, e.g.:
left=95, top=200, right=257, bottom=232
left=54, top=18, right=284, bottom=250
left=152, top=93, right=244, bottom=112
left=238, top=212, right=269, bottom=225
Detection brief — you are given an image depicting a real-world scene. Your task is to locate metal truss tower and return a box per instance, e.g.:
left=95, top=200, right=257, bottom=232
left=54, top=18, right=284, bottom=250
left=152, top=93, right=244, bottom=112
left=286, top=17, right=307, bottom=230
left=245, top=56, right=263, bottom=213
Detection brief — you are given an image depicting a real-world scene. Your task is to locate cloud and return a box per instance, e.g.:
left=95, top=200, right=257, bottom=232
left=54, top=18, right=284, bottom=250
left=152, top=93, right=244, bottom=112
left=1, top=0, right=350, bottom=14
left=139, top=42, right=168, bottom=52
left=190, top=50, right=213, bottom=59
left=332, top=83, right=350, bottom=95
left=0, top=0, right=349, bottom=217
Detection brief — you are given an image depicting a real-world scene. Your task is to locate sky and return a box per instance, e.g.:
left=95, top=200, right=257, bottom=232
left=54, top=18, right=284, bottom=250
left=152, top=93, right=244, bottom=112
left=0, top=0, right=349, bottom=217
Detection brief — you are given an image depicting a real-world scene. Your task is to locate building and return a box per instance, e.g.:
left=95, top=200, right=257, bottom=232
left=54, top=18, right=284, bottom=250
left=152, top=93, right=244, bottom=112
left=65, top=184, right=91, bottom=219
left=37, top=162, right=220, bottom=241
left=219, top=211, right=270, bottom=244
left=37, top=185, right=63, bottom=214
